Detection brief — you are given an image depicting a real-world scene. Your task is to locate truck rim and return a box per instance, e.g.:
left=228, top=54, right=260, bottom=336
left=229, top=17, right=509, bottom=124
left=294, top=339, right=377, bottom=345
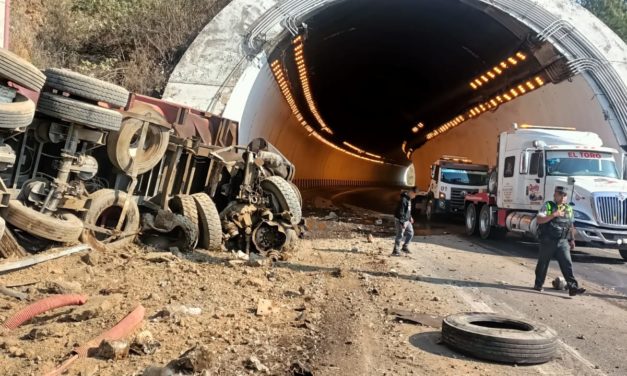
left=465, top=205, right=476, bottom=235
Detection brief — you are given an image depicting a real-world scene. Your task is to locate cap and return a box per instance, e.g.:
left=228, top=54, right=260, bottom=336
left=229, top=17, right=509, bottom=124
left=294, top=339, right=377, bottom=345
left=554, top=186, right=568, bottom=195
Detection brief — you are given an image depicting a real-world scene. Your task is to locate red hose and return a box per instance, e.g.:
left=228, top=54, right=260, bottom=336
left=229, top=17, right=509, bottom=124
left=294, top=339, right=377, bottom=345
left=44, top=304, right=146, bottom=376
left=2, top=294, right=87, bottom=330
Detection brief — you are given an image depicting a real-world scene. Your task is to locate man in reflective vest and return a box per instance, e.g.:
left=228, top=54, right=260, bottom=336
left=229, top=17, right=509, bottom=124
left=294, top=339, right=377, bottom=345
left=534, top=186, right=586, bottom=296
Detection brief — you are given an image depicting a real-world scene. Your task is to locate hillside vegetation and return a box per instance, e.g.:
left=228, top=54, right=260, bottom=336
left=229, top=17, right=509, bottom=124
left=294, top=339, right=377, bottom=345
left=10, top=0, right=229, bottom=96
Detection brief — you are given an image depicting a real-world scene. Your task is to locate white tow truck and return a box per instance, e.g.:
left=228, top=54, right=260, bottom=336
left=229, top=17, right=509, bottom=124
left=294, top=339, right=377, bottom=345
left=420, top=156, right=489, bottom=221
left=464, top=124, right=627, bottom=261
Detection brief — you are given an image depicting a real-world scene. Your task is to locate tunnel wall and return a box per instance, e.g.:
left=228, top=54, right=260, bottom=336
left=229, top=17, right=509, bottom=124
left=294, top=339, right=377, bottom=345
left=234, top=59, right=407, bottom=187
left=164, top=0, right=627, bottom=189
left=411, top=76, right=620, bottom=190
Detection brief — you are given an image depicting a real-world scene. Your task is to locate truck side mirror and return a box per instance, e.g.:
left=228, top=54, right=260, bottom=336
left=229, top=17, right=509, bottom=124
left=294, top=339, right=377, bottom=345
left=520, top=151, right=530, bottom=174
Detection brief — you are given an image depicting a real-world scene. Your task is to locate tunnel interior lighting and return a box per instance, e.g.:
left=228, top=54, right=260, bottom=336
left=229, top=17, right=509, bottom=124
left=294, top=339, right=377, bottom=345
left=292, top=37, right=333, bottom=135
left=272, top=59, right=386, bottom=165
left=427, top=75, right=547, bottom=141
left=469, top=51, right=528, bottom=90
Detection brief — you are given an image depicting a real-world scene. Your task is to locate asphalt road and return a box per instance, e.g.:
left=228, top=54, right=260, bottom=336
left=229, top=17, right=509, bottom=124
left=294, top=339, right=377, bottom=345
left=303, top=186, right=627, bottom=295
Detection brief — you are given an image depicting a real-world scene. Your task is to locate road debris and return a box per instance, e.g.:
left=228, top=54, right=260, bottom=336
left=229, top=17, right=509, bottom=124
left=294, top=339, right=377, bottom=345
left=130, top=330, right=161, bottom=355
left=169, top=344, right=213, bottom=372
left=246, top=355, right=270, bottom=373
left=256, top=299, right=278, bottom=316
left=96, top=339, right=130, bottom=360
left=0, top=244, right=90, bottom=273
left=0, top=286, right=29, bottom=300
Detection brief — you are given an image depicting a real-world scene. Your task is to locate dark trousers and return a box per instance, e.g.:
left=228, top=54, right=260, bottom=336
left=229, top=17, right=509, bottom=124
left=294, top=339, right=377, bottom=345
left=535, top=238, right=579, bottom=288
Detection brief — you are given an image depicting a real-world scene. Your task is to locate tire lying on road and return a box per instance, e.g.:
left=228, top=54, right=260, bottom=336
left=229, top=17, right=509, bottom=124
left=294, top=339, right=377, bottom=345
left=43, top=68, right=130, bottom=108
left=6, top=200, right=84, bottom=243
left=261, top=176, right=302, bottom=224
left=0, top=48, right=47, bottom=92
left=36, top=92, right=123, bottom=131
left=170, top=194, right=199, bottom=249
left=81, top=189, right=140, bottom=250
left=442, top=312, right=558, bottom=364
left=107, top=102, right=170, bottom=175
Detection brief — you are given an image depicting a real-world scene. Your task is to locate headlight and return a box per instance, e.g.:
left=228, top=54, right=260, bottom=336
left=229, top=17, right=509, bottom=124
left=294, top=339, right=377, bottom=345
left=573, top=210, right=591, bottom=220
left=439, top=192, right=446, bottom=200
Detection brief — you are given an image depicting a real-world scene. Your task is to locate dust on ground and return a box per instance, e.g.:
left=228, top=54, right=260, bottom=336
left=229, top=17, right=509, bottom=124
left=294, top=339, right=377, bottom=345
left=0, top=197, right=620, bottom=375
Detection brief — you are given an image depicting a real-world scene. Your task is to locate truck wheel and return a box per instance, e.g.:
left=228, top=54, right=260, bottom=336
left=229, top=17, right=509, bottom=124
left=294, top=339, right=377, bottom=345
left=619, top=248, right=627, bottom=261
left=6, top=200, right=83, bottom=242
left=478, top=205, right=493, bottom=239
left=0, top=48, right=47, bottom=92
left=0, top=92, right=36, bottom=129
left=43, top=68, right=130, bottom=108
left=442, top=312, right=558, bottom=364
left=37, top=92, right=123, bottom=131
left=191, top=193, right=222, bottom=252
left=170, top=194, right=199, bottom=247
left=106, top=102, right=170, bottom=175
left=288, top=181, right=303, bottom=208
left=465, top=204, right=478, bottom=236
left=425, top=198, right=435, bottom=222
left=261, top=176, right=302, bottom=224
left=81, top=189, right=140, bottom=250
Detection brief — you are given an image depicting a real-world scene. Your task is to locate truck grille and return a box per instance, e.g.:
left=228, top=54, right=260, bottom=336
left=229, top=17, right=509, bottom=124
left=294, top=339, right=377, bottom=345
left=595, top=195, right=627, bottom=226
left=451, top=188, right=477, bottom=209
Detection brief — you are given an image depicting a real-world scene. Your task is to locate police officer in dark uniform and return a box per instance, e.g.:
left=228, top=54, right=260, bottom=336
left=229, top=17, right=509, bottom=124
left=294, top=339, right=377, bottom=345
left=391, top=187, right=417, bottom=256
left=534, top=186, right=586, bottom=296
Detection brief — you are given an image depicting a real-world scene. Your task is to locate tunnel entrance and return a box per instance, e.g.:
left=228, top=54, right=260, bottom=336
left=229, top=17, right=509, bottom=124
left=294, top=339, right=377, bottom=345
left=165, top=0, right=627, bottom=189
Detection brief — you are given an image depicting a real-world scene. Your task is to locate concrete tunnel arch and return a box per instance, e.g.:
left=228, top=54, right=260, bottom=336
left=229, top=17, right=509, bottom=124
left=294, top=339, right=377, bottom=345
left=163, top=0, right=627, bottom=191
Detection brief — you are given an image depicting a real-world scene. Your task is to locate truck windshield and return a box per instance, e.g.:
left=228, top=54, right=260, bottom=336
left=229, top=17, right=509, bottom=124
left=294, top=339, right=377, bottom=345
left=440, top=169, right=488, bottom=186
left=546, top=151, right=619, bottom=178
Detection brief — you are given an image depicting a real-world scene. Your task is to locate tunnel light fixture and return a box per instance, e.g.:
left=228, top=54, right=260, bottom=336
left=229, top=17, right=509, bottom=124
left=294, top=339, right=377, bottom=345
left=343, top=141, right=365, bottom=154
left=271, top=59, right=387, bottom=166
left=469, top=51, right=529, bottom=90
left=292, top=37, right=334, bottom=135
left=428, top=75, right=547, bottom=141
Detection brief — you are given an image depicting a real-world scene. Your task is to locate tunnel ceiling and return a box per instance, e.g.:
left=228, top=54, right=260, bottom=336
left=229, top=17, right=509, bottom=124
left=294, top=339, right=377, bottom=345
left=270, top=0, right=559, bottom=164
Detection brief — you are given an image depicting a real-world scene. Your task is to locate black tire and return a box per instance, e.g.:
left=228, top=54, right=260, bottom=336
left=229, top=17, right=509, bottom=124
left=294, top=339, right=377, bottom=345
left=81, top=189, right=140, bottom=249
left=288, top=181, right=303, bottom=209
left=261, top=176, right=302, bottom=224
left=0, top=92, right=36, bottom=129
left=425, top=198, right=435, bottom=222
left=191, top=193, right=222, bottom=252
left=37, top=92, right=123, bottom=131
left=0, top=48, right=46, bottom=92
left=478, top=204, right=493, bottom=239
left=5, top=200, right=83, bottom=242
left=619, top=248, right=627, bottom=261
left=442, top=312, right=558, bottom=364
left=44, top=68, right=129, bottom=108
left=107, top=102, right=170, bottom=175
left=465, top=204, right=478, bottom=236
left=170, top=194, right=199, bottom=234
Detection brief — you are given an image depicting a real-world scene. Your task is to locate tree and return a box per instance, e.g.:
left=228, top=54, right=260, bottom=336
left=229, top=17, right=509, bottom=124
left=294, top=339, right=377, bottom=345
left=577, top=0, right=627, bottom=42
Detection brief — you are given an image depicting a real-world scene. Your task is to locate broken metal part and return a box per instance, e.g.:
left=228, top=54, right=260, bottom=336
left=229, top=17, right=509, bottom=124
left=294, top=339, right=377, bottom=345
left=0, top=143, right=16, bottom=172
left=252, top=220, right=287, bottom=252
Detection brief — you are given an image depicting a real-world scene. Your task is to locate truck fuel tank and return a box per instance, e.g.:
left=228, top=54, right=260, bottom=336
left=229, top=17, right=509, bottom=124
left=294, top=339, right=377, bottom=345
left=506, top=212, right=538, bottom=238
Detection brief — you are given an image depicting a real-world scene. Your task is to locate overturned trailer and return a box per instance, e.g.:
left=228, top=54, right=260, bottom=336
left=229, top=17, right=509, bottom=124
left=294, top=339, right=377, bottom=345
left=0, top=48, right=302, bottom=259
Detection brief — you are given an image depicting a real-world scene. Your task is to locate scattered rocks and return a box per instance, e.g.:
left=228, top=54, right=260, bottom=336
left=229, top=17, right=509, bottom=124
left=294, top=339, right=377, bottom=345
left=351, top=247, right=359, bottom=253
left=331, top=268, right=345, bottom=278
left=80, top=252, right=100, bottom=266
left=144, top=252, right=178, bottom=263
left=256, top=299, right=279, bottom=316
left=153, top=304, right=202, bottom=320
left=227, top=260, right=246, bottom=267
left=576, top=334, right=586, bottom=340
left=432, top=296, right=441, bottom=302
left=247, top=254, right=268, bottom=267
left=143, top=366, right=174, bottom=376
left=67, top=294, right=122, bottom=322
left=367, top=233, right=375, bottom=243
left=245, top=355, right=269, bottom=373
left=43, top=279, right=83, bottom=294
left=96, top=339, right=129, bottom=360
left=170, top=345, right=213, bottom=372
left=290, top=361, right=314, bottom=376
left=323, top=212, right=339, bottom=221
left=131, top=331, right=161, bottom=355
left=375, top=219, right=383, bottom=225
left=234, top=251, right=249, bottom=261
